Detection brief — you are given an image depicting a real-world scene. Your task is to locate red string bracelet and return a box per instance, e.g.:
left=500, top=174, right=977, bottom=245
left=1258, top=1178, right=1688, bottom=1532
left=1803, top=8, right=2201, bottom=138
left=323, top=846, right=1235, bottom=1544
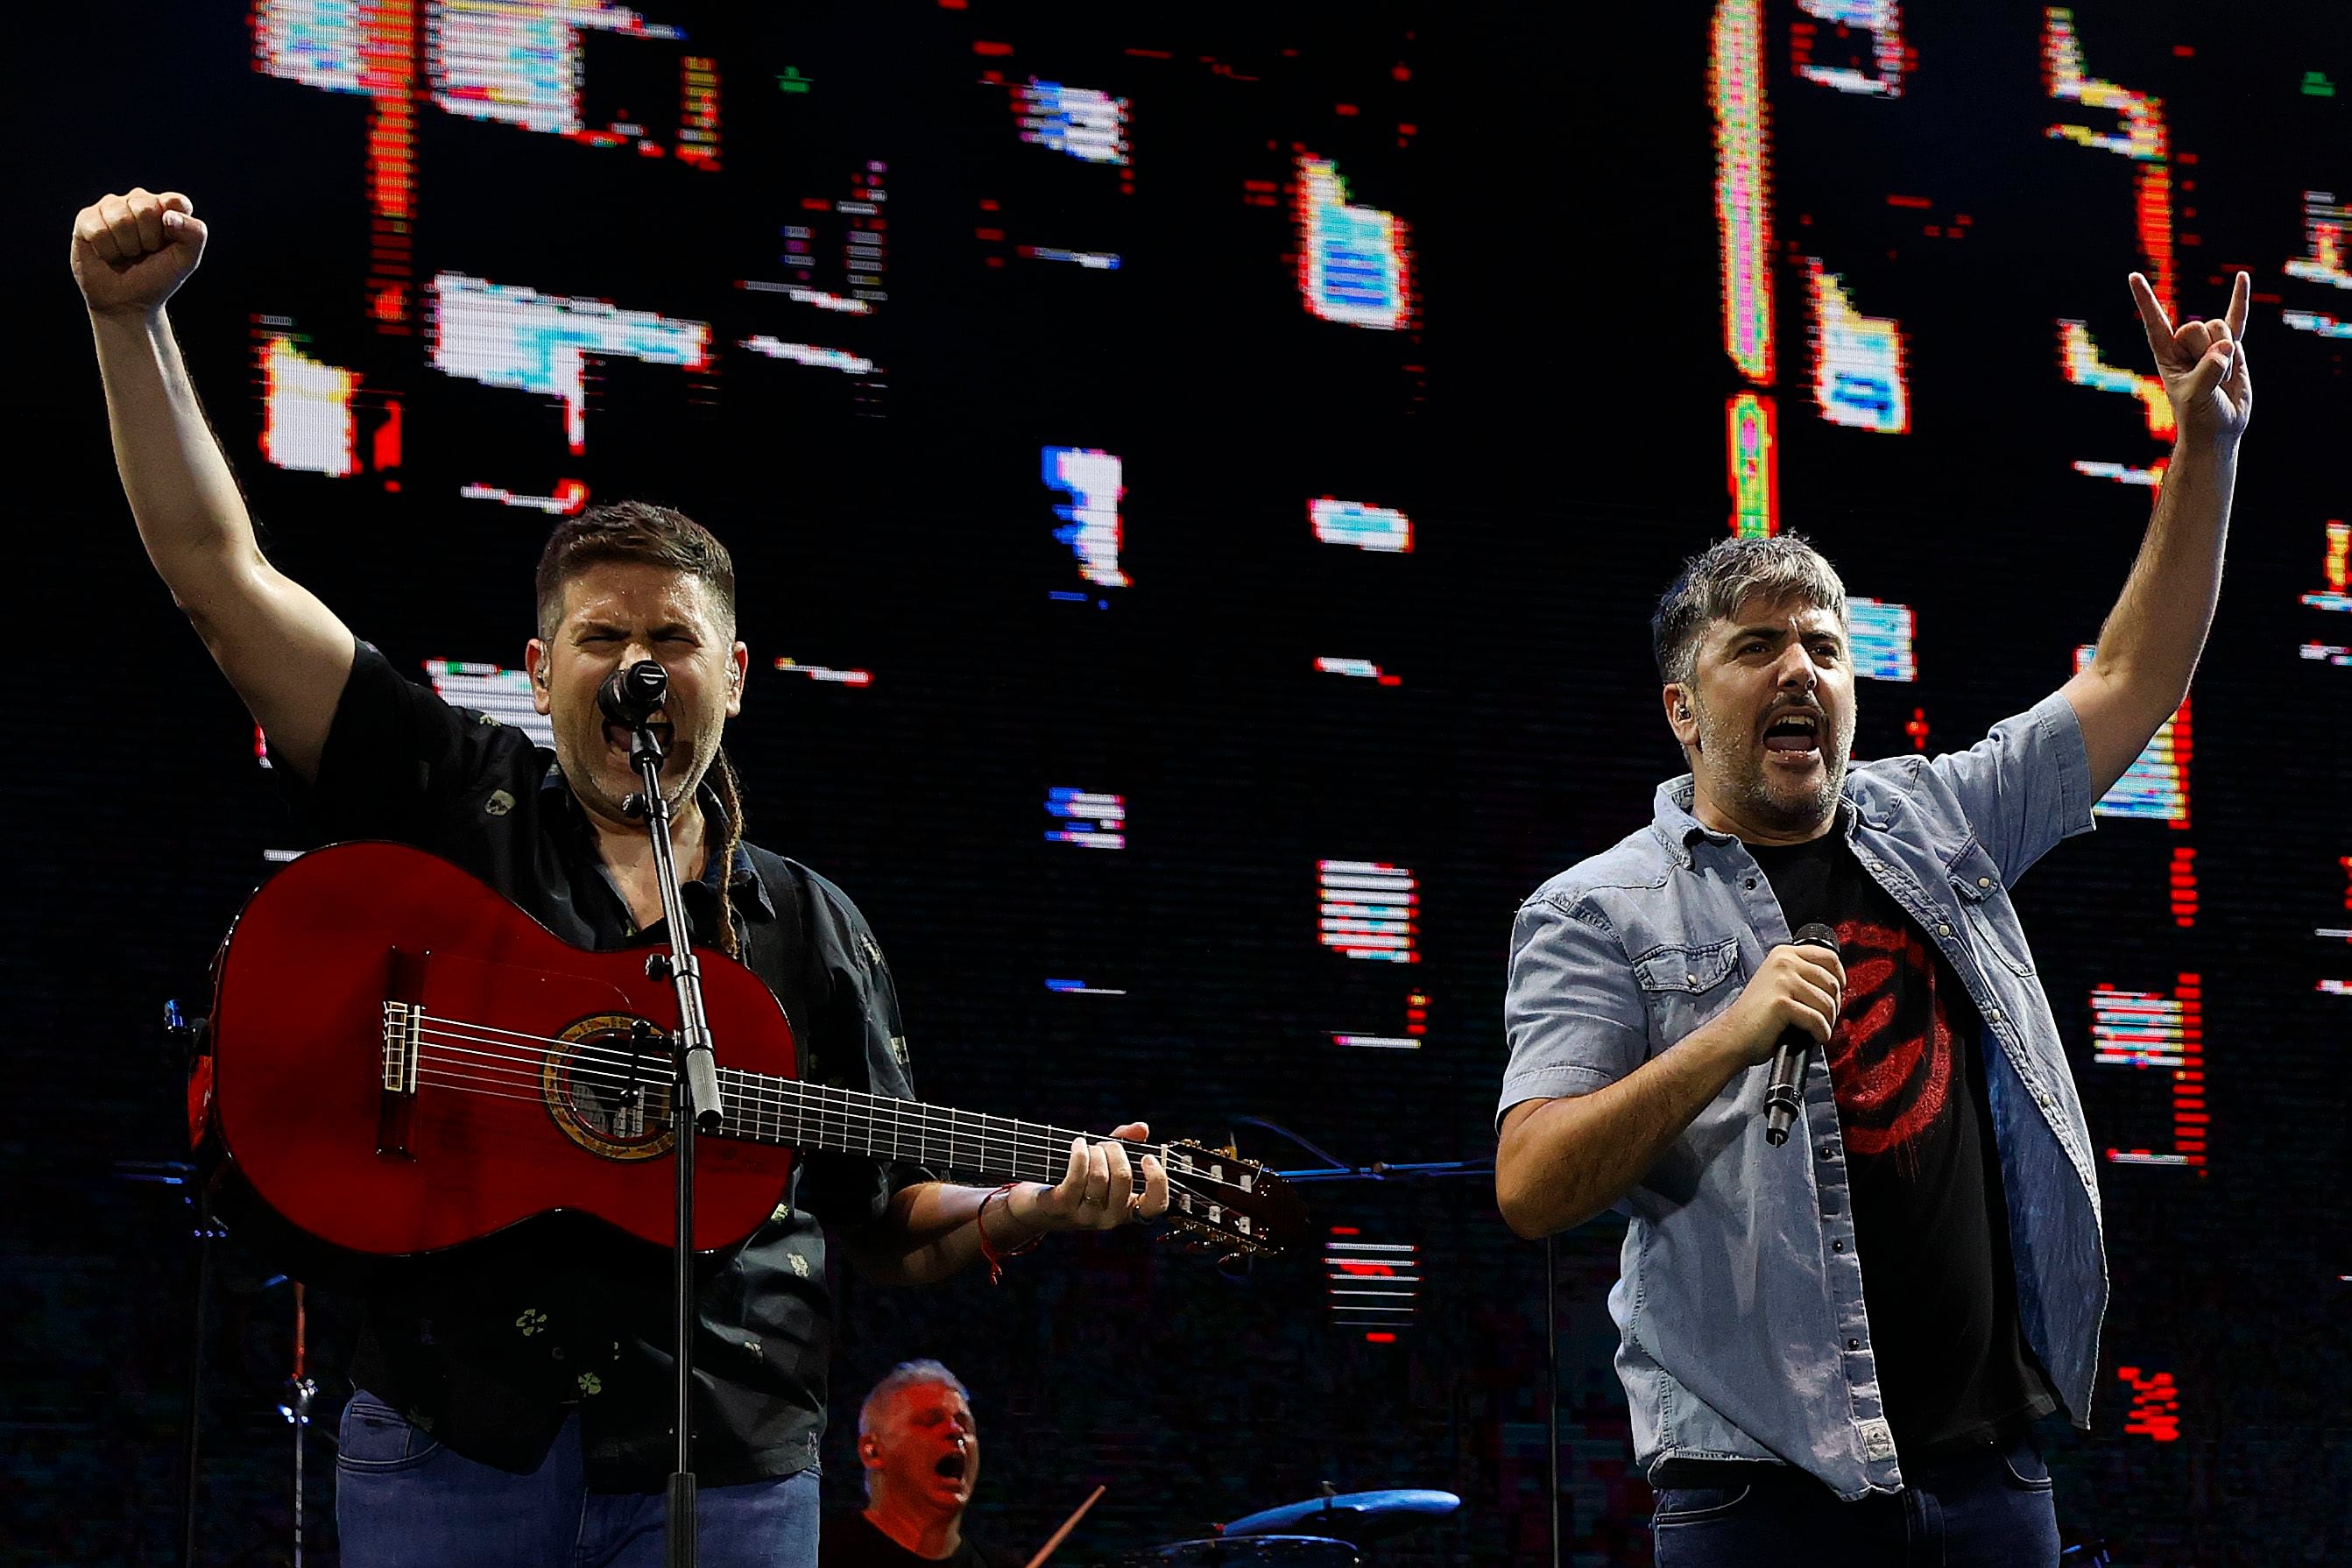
left=975, top=1183, right=1041, bottom=1284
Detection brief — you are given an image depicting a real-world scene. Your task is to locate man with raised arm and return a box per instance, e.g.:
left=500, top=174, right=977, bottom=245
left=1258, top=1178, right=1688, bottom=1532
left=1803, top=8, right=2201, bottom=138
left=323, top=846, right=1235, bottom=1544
left=74, top=186, right=1169, bottom=1567
left=1495, top=272, right=2250, bottom=1565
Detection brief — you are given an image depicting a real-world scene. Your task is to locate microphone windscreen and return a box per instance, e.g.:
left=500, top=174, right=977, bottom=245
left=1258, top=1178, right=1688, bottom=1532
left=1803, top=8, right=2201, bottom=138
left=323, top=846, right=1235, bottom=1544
left=1792, top=922, right=1840, bottom=953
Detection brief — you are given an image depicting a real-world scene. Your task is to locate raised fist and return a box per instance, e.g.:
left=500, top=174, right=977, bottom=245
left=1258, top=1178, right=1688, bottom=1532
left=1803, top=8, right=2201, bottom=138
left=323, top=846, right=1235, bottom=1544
left=71, top=188, right=207, bottom=317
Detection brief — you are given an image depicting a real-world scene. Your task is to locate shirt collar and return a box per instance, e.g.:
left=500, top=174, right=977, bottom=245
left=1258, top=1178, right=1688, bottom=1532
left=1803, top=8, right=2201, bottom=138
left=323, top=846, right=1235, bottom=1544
left=1649, top=773, right=1874, bottom=865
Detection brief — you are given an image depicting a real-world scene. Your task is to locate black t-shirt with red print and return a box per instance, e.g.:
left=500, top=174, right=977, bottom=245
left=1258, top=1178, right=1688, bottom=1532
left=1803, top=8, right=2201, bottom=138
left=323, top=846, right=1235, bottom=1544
left=1748, top=829, right=2057, bottom=1463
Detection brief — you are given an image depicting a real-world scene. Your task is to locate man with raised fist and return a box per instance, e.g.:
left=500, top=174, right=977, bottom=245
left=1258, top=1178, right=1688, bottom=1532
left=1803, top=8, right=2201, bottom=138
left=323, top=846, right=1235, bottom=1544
left=73, top=187, right=1169, bottom=1568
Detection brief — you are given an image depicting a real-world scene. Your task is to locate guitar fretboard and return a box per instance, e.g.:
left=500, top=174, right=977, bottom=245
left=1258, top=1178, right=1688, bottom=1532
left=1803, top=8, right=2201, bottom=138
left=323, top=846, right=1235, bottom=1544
left=711, top=1066, right=1136, bottom=1184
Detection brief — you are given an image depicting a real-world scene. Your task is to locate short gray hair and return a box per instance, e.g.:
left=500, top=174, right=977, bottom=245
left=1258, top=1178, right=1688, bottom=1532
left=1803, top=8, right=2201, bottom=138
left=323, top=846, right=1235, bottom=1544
left=858, top=1359, right=971, bottom=1438
left=1650, top=533, right=1847, bottom=685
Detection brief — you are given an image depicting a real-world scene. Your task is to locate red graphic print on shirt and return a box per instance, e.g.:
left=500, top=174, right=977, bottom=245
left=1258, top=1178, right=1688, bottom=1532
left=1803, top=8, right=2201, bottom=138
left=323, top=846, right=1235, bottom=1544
left=1826, top=918, right=1954, bottom=1163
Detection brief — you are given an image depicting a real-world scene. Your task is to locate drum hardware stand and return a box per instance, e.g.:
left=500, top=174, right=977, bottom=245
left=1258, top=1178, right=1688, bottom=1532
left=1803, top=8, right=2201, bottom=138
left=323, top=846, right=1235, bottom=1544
left=611, top=660, right=726, bottom=1568
left=278, top=1282, right=316, bottom=1567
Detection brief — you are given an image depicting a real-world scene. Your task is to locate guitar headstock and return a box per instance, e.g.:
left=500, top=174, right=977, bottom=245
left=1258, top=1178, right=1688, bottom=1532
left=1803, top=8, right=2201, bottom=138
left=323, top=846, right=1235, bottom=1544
left=1157, top=1139, right=1306, bottom=1258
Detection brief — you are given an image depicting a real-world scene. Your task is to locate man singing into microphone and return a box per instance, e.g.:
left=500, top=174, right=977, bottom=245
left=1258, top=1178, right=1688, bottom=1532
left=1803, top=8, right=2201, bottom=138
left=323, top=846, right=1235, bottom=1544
left=74, top=186, right=1168, bottom=1567
left=1495, top=271, right=2251, bottom=1564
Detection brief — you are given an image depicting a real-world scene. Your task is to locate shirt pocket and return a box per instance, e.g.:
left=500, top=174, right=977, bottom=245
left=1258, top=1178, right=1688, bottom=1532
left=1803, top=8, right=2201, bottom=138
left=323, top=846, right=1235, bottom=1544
left=1632, top=936, right=1747, bottom=1049
left=1947, top=840, right=2037, bottom=978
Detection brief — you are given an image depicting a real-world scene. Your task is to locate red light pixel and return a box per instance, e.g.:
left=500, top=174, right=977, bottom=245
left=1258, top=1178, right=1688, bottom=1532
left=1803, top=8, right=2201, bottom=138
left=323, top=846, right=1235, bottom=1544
left=2169, top=845, right=2197, bottom=927
left=2116, top=1366, right=2181, bottom=1441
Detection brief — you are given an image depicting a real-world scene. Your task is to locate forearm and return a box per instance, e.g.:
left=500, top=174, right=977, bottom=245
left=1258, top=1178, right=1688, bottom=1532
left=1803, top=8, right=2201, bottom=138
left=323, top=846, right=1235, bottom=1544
left=2086, top=435, right=2236, bottom=701
left=89, top=307, right=265, bottom=612
left=845, top=1181, right=1039, bottom=1287
left=1496, top=1020, right=1748, bottom=1240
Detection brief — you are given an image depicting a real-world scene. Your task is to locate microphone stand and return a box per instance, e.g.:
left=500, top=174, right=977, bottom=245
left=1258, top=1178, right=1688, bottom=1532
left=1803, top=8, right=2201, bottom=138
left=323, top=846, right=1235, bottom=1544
left=625, top=722, right=726, bottom=1568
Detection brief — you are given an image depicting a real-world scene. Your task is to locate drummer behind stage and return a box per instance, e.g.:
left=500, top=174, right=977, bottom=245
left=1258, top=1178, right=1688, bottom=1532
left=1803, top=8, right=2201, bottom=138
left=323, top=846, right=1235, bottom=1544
left=1495, top=272, right=2251, bottom=1563
left=823, top=1361, right=1009, bottom=1568
left=74, top=185, right=1171, bottom=1566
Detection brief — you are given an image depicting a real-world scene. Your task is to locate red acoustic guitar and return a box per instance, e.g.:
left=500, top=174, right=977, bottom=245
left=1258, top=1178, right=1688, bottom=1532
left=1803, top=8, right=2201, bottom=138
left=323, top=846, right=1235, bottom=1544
left=194, top=841, right=1302, bottom=1264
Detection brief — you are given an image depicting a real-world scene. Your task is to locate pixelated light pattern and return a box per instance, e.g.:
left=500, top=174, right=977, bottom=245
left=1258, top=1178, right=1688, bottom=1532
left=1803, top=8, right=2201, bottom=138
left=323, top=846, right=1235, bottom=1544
left=1325, top=1235, right=1418, bottom=1328
left=773, top=658, right=872, bottom=687
left=1043, top=448, right=1129, bottom=589
left=740, top=337, right=875, bottom=373
left=1808, top=262, right=1909, bottom=433
left=1316, top=657, right=1402, bottom=686
left=2116, top=1367, right=2181, bottom=1441
left=2059, top=321, right=2174, bottom=437
left=1045, top=788, right=1125, bottom=850
left=1019, top=246, right=1122, bottom=270
left=1847, top=597, right=1917, bottom=682
left=2075, top=645, right=2189, bottom=824
left=253, top=0, right=420, bottom=328
left=260, top=335, right=362, bottom=477
left=1310, top=498, right=1412, bottom=554
left=2301, top=519, right=2352, bottom=612
left=2165, top=844, right=2199, bottom=928
left=1791, top=0, right=1904, bottom=98
left=1319, top=860, right=1418, bottom=964
left=2094, top=973, right=2205, bottom=1170
left=2284, top=191, right=2352, bottom=290
left=457, top=478, right=586, bottom=513
left=424, top=660, right=555, bottom=747
left=1727, top=392, right=1778, bottom=539
left=1711, top=0, right=1771, bottom=382
left=1296, top=156, right=1412, bottom=330
left=427, top=0, right=682, bottom=137
left=1045, top=978, right=1127, bottom=996
left=2045, top=8, right=2173, bottom=317
left=1013, top=80, right=1130, bottom=165
left=1333, top=991, right=1429, bottom=1051
left=431, top=273, right=710, bottom=453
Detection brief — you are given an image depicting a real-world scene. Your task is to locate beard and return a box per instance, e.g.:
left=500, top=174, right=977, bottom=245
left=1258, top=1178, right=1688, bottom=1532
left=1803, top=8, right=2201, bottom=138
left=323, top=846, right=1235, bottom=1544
left=1691, top=694, right=1850, bottom=835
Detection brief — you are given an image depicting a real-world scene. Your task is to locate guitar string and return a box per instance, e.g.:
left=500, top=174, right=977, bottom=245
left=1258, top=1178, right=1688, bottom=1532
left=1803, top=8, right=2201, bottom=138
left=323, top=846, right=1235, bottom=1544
left=407, top=1019, right=1230, bottom=1189
left=403, top=1065, right=1256, bottom=1223
left=414, top=1012, right=1241, bottom=1190
left=404, top=1038, right=1263, bottom=1202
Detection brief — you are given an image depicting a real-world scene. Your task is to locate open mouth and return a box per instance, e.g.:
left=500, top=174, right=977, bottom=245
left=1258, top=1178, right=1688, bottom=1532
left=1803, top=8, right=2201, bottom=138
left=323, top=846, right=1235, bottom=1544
left=933, top=1453, right=966, bottom=1480
left=1761, top=708, right=1823, bottom=763
left=604, top=718, right=675, bottom=752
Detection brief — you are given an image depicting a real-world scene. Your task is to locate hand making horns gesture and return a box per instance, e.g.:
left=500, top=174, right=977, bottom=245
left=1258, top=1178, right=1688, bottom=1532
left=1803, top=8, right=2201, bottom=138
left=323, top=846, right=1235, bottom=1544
left=2130, top=268, right=2251, bottom=447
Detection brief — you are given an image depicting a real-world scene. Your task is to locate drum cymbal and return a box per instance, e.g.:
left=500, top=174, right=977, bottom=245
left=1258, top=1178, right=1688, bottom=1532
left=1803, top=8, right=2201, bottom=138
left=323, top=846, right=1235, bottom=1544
left=1219, top=1489, right=1460, bottom=1543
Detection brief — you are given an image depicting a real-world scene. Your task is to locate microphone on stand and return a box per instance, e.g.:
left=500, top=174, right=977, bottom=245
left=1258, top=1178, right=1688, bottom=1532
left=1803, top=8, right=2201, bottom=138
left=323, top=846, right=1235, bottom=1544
left=598, top=660, right=668, bottom=730
left=1763, top=922, right=1840, bottom=1147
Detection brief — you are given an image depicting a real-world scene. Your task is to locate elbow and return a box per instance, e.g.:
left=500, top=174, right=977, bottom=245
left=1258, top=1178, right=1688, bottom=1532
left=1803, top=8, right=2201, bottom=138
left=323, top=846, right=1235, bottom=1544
left=1495, top=1155, right=1574, bottom=1241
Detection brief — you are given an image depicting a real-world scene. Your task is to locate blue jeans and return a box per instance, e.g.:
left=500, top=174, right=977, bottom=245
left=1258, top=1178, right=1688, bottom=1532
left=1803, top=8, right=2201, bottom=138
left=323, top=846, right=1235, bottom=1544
left=335, top=1393, right=821, bottom=1568
left=1650, top=1434, right=2059, bottom=1567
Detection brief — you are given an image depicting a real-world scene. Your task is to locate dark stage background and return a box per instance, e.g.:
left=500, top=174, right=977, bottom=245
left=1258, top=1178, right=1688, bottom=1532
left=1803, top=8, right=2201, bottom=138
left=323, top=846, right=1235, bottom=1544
left=5, top=3, right=2348, bottom=1563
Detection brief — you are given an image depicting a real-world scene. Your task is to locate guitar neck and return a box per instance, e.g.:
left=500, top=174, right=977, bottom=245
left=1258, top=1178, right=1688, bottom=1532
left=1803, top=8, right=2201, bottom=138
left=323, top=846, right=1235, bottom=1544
left=712, top=1067, right=1128, bottom=1184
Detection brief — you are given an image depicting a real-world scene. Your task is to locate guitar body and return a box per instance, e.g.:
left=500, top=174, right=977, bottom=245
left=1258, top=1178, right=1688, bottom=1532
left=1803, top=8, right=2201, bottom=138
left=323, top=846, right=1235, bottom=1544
left=204, top=841, right=798, bottom=1258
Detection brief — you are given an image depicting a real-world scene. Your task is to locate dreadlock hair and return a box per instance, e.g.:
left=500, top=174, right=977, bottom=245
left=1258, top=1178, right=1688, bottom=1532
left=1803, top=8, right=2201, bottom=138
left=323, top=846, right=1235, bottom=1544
left=536, top=501, right=747, bottom=958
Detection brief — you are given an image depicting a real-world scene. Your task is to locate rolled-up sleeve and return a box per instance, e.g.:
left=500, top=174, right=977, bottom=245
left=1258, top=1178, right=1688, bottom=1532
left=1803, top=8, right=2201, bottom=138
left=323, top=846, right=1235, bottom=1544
left=1925, top=689, right=2097, bottom=886
left=1499, top=894, right=1650, bottom=1129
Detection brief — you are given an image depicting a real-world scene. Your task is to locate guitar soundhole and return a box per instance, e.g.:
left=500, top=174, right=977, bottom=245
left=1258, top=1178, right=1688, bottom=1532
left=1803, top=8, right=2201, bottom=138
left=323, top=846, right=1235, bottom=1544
left=542, top=1014, right=676, bottom=1162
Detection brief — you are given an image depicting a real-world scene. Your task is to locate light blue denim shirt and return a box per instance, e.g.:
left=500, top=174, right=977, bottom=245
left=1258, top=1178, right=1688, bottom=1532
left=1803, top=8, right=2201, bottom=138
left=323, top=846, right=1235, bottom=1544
left=1500, top=691, right=2107, bottom=1501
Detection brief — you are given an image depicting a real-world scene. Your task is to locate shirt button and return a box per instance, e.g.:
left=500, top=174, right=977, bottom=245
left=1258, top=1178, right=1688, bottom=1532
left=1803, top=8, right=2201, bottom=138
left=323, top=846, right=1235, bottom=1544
left=1937, top=922, right=1952, bottom=936
left=1978, top=876, right=1993, bottom=888
left=1847, top=1338, right=1861, bottom=1351
left=1862, top=1421, right=1896, bottom=1460
left=1744, top=876, right=1757, bottom=890
left=1833, top=1239, right=1846, bottom=1252
left=1819, top=1144, right=1836, bottom=1160
left=1989, top=1007, right=2003, bottom=1021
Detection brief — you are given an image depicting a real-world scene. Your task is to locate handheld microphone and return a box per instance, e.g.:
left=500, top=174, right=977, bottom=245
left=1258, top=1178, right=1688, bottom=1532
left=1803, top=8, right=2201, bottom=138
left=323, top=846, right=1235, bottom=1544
left=1763, top=922, right=1840, bottom=1147
left=597, top=660, right=668, bottom=730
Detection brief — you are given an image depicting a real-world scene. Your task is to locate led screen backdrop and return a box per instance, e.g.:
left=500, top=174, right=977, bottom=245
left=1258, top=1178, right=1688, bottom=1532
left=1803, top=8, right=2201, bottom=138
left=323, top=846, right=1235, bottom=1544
left=8, top=2, right=2349, bottom=1562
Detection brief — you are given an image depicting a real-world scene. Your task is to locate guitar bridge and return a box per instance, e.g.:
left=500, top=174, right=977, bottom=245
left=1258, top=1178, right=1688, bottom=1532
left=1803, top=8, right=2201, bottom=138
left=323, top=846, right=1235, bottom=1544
left=378, top=1002, right=421, bottom=1157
